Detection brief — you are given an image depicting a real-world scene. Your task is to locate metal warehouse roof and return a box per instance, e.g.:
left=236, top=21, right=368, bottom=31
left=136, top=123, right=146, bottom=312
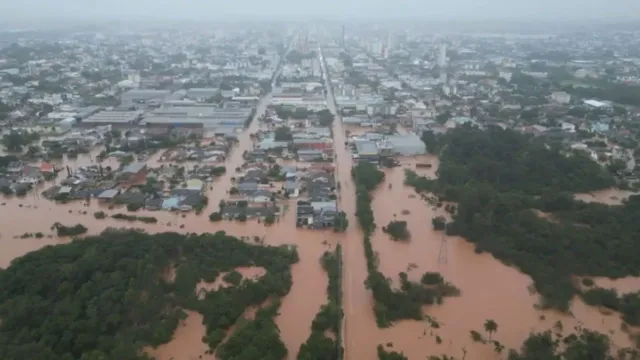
left=83, top=110, right=144, bottom=123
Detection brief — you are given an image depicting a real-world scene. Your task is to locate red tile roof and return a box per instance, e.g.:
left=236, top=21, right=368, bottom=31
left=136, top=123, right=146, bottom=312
left=40, top=163, right=55, bottom=172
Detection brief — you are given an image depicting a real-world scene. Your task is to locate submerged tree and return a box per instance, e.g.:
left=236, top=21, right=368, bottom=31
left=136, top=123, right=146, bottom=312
left=484, top=319, right=498, bottom=341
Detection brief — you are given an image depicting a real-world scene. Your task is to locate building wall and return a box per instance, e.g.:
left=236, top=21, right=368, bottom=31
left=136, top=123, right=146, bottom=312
left=393, top=144, right=426, bottom=156
left=295, top=142, right=331, bottom=150
left=77, top=122, right=137, bottom=130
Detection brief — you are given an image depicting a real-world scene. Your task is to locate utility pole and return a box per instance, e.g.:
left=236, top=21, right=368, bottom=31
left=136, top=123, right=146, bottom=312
left=437, top=222, right=448, bottom=264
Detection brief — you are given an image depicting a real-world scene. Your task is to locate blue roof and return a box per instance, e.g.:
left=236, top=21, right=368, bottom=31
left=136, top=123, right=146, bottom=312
left=162, top=197, right=180, bottom=209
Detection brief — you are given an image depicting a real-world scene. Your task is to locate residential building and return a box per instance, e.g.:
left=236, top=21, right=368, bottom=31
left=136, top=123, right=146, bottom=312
left=551, top=91, right=571, bottom=104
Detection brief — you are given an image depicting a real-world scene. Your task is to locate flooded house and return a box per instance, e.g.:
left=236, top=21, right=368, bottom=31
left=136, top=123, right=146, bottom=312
left=117, top=162, right=148, bottom=186
left=221, top=204, right=278, bottom=220
left=297, top=149, right=324, bottom=162
left=295, top=200, right=337, bottom=229
left=295, top=170, right=337, bottom=229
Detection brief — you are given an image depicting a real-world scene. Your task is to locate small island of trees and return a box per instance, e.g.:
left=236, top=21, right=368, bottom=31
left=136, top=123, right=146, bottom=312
left=382, top=220, right=410, bottom=241
left=297, top=245, right=343, bottom=360
left=352, top=163, right=459, bottom=327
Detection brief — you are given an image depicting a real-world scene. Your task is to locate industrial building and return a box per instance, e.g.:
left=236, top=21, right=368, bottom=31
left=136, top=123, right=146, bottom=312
left=354, top=140, right=379, bottom=163
left=80, top=110, right=144, bottom=128
left=141, top=106, right=251, bottom=130
left=120, top=89, right=171, bottom=106
left=185, top=88, right=220, bottom=100
left=381, top=134, right=427, bottom=156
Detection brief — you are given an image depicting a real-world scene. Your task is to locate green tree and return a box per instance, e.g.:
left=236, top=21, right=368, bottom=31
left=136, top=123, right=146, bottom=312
left=1, top=131, right=40, bottom=152
left=333, top=211, right=348, bottom=232
left=435, top=111, right=450, bottom=125
left=470, top=330, right=483, bottom=342
left=274, top=126, right=293, bottom=141
left=484, top=319, right=498, bottom=340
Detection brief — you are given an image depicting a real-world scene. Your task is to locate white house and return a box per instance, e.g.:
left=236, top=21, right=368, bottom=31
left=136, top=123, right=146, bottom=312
left=560, top=122, right=576, bottom=133
left=551, top=92, right=571, bottom=104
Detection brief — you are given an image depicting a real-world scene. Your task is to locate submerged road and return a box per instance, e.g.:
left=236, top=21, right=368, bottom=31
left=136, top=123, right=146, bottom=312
left=204, top=39, right=294, bottom=213
left=319, top=45, right=375, bottom=360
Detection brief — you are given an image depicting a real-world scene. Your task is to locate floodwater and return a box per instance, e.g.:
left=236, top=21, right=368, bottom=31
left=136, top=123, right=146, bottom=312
left=3, top=60, right=639, bottom=360
left=353, top=164, right=640, bottom=359
left=591, top=276, right=640, bottom=295
left=0, top=91, right=337, bottom=359
left=145, top=310, right=215, bottom=360
left=196, top=266, right=266, bottom=299
left=320, top=56, right=640, bottom=359
left=574, top=188, right=639, bottom=205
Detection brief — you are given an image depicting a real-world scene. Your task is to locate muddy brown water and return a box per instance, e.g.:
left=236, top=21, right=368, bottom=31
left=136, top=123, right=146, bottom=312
left=574, top=188, right=639, bottom=205
left=2, top=102, right=640, bottom=358
left=145, top=310, right=215, bottom=360
left=196, top=266, right=267, bottom=299
left=323, top=77, right=640, bottom=358
left=0, top=93, right=338, bottom=360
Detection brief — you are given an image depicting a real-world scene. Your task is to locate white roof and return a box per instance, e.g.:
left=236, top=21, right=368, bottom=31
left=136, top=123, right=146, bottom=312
left=583, top=99, right=611, bottom=108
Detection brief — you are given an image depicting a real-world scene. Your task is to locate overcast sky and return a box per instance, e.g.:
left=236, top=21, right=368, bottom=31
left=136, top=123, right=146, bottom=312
left=2, top=0, right=640, bottom=22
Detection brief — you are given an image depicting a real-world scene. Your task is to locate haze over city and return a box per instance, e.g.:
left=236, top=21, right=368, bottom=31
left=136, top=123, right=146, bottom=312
left=2, top=0, right=640, bottom=23
left=2, top=3, right=640, bottom=360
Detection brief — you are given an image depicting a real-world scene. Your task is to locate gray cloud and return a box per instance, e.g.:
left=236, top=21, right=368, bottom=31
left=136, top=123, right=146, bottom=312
left=1, top=0, right=639, bottom=22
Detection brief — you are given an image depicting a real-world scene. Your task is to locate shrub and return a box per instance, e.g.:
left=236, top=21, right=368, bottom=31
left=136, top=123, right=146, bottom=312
left=421, top=272, right=445, bottom=285
left=223, top=270, right=243, bottom=286
left=382, top=220, right=410, bottom=241
left=432, top=216, right=446, bottom=230
left=209, top=212, right=222, bottom=222
left=52, top=223, right=88, bottom=237
left=127, top=203, right=142, bottom=212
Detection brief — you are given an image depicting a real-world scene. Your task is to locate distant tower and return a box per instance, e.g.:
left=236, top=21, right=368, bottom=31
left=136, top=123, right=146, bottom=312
left=341, top=25, right=345, bottom=47
left=438, top=44, right=447, bottom=67
left=305, top=30, right=309, bottom=52
left=386, top=30, right=392, bottom=53
left=27, top=61, right=38, bottom=76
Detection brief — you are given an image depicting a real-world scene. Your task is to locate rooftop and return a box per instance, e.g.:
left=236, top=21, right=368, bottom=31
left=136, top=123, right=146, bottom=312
left=355, top=141, right=378, bottom=155
left=121, top=89, right=171, bottom=99
left=83, top=110, right=144, bottom=124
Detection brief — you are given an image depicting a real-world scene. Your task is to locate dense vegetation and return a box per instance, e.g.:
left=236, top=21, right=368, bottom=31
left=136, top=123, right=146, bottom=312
left=377, top=345, right=408, bottom=360
left=216, top=301, right=287, bottom=360
left=111, top=213, right=158, bottom=224
left=51, top=222, right=88, bottom=237
left=1, top=130, right=41, bottom=152
left=0, top=229, right=298, bottom=359
left=413, top=125, right=614, bottom=199
left=351, top=163, right=459, bottom=327
left=581, top=287, right=640, bottom=326
left=297, top=245, right=343, bottom=360
left=382, top=220, right=410, bottom=241
left=407, top=125, right=640, bottom=315
left=374, top=327, right=637, bottom=359
left=507, top=328, right=628, bottom=360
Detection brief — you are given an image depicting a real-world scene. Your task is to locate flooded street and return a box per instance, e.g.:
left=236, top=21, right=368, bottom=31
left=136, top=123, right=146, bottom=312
left=0, top=78, right=338, bottom=360
left=320, top=48, right=640, bottom=359
left=3, top=46, right=640, bottom=360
